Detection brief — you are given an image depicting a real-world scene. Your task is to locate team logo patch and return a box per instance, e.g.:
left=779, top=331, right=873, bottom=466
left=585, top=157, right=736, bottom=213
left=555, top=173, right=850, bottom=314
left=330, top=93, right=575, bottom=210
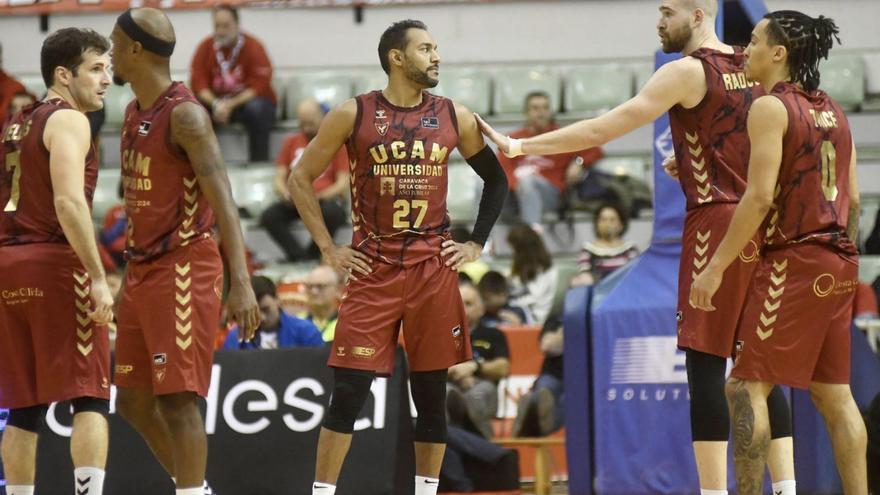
left=379, top=177, right=395, bottom=196
left=451, top=325, right=462, bottom=337
left=352, top=346, right=376, bottom=358
left=735, top=340, right=744, bottom=353
left=375, top=109, right=389, bottom=135
left=675, top=311, right=683, bottom=322
left=421, top=116, right=439, bottom=129
left=812, top=273, right=835, bottom=298
left=115, top=364, right=134, bottom=375
left=336, top=346, right=346, bottom=357
left=138, top=121, right=152, bottom=136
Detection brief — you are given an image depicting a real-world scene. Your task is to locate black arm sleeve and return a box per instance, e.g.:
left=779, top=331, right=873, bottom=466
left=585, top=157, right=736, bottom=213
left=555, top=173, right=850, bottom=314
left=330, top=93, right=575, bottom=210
left=465, top=145, right=508, bottom=246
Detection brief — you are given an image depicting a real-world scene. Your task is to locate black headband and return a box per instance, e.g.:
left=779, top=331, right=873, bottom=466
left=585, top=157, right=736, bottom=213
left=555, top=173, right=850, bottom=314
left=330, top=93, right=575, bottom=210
left=116, top=10, right=175, bottom=57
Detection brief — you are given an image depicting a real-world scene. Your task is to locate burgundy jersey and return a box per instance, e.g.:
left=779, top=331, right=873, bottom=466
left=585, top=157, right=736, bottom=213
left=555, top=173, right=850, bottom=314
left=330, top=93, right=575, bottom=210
left=0, top=99, right=98, bottom=246
left=121, top=82, right=215, bottom=262
left=346, top=90, right=459, bottom=266
left=763, top=82, right=856, bottom=255
left=669, top=47, right=762, bottom=210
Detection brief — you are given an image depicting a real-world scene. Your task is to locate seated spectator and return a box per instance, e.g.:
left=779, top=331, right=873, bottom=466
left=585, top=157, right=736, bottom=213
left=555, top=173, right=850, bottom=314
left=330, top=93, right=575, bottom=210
left=224, top=275, right=323, bottom=350
left=506, top=224, right=558, bottom=325
left=190, top=4, right=275, bottom=161
left=260, top=99, right=349, bottom=261
left=0, top=43, right=31, bottom=125
left=571, top=202, right=639, bottom=287
left=497, top=90, right=603, bottom=228
left=99, top=181, right=127, bottom=270
left=511, top=315, right=564, bottom=437
left=478, top=270, right=532, bottom=326
left=447, top=281, right=511, bottom=439
left=300, top=265, right=343, bottom=342
left=855, top=281, right=880, bottom=320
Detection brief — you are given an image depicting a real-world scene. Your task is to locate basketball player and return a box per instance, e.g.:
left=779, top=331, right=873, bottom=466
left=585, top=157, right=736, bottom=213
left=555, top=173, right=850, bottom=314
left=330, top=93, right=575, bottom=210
left=690, top=11, right=867, bottom=494
left=477, top=1, right=796, bottom=493
left=288, top=19, right=508, bottom=495
left=108, top=9, right=260, bottom=495
left=0, top=28, right=114, bottom=495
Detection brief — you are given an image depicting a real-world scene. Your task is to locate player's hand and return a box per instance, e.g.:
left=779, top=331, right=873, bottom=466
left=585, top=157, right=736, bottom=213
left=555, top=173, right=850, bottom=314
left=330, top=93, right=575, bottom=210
left=689, top=268, right=721, bottom=312
left=88, top=278, right=114, bottom=325
left=448, top=361, right=478, bottom=381
left=227, top=280, right=261, bottom=342
left=441, top=240, right=482, bottom=271
left=474, top=113, right=516, bottom=157
left=322, top=244, right=372, bottom=277
left=662, top=154, right=679, bottom=180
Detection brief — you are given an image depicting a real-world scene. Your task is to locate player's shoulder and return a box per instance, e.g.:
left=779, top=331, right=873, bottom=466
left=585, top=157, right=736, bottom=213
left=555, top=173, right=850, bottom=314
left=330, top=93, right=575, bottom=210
left=750, top=94, right=788, bottom=116
left=45, top=107, right=90, bottom=133
left=663, top=55, right=706, bottom=79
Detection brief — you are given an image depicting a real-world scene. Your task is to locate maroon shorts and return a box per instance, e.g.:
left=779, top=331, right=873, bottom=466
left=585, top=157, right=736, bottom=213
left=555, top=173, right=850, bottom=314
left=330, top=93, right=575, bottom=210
left=677, top=203, right=761, bottom=357
left=731, top=244, right=857, bottom=389
left=329, top=255, right=471, bottom=375
left=114, top=239, right=223, bottom=397
left=0, top=244, right=111, bottom=409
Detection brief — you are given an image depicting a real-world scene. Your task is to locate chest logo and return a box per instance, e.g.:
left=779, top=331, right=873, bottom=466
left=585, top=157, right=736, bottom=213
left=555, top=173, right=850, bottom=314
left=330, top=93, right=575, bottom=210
left=375, top=109, right=389, bottom=136
left=138, top=121, right=152, bottom=136
left=421, top=116, right=439, bottom=129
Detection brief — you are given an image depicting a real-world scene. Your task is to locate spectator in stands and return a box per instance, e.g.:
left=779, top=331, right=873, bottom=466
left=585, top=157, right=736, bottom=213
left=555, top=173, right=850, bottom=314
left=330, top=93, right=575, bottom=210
left=260, top=98, right=349, bottom=261
left=1, top=42, right=32, bottom=125
left=224, top=275, right=323, bottom=350
left=478, top=270, right=532, bottom=326
left=447, top=281, right=511, bottom=439
left=301, top=265, right=342, bottom=342
left=511, top=315, right=564, bottom=437
left=99, top=181, right=127, bottom=270
left=571, top=202, right=640, bottom=286
left=189, top=4, right=276, bottom=161
left=507, top=224, right=558, bottom=325
left=497, top=91, right=604, bottom=229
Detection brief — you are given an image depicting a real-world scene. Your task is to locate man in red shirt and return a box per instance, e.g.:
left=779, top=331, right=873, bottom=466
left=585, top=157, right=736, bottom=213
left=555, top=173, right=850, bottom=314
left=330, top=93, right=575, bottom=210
left=497, top=91, right=603, bottom=228
left=189, top=4, right=275, bottom=162
left=0, top=43, right=32, bottom=126
left=261, top=98, right=349, bottom=261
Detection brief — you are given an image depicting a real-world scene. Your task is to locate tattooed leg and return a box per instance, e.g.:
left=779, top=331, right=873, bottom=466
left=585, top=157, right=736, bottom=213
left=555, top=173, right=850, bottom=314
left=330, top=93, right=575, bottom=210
left=726, top=378, right=772, bottom=495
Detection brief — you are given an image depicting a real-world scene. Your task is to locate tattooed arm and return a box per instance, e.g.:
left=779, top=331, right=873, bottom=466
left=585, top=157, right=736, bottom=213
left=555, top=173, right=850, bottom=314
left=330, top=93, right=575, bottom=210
left=170, top=101, right=260, bottom=340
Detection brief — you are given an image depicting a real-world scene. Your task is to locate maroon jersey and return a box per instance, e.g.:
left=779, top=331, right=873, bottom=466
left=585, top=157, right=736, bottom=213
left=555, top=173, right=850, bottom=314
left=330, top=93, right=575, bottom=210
left=121, top=82, right=215, bottom=262
left=0, top=99, right=98, bottom=246
left=669, top=47, right=762, bottom=210
left=763, top=82, right=856, bottom=255
left=346, top=90, right=459, bottom=266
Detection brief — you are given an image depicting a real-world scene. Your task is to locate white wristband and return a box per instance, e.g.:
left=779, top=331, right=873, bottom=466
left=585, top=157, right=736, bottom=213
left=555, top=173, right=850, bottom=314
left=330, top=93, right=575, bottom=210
left=505, top=137, right=523, bottom=158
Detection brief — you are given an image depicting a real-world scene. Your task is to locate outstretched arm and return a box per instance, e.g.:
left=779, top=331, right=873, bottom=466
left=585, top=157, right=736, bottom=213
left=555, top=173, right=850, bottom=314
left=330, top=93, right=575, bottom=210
left=477, top=59, right=704, bottom=156
left=171, top=101, right=260, bottom=339
left=689, top=96, right=788, bottom=311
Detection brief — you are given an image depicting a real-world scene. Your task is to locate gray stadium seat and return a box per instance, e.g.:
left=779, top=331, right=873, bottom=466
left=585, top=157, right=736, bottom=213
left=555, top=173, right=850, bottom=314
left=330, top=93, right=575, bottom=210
left=272, top=76, right=286, bottom=120
left=434, top=67, right=492, bottom=115
left=564, top=64, right=634, bottom=115
left=285, top=71, right=353, bottom=120
left=819, top=54, right=866, bottom=111
left=92, top=168, right=122, bottom=223
left=103, top=84, right=135, bottom=128
left=19, top=75, right=45, bottom=99
left=446, top=161, right=481, bottom=224
left=493, top=66, right=562, bottom=116
left=228, top=164, right=278, bottom=219
left=353, top=70, right=388, bottom=96
left=593, top=156, right=651, bottom=182
left=630, top=61, right=655, bottom=91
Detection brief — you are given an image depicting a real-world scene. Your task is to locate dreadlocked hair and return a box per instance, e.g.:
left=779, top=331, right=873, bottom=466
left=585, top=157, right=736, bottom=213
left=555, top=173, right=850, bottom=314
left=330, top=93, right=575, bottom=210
left=764, top=10, right=841, bottom=91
